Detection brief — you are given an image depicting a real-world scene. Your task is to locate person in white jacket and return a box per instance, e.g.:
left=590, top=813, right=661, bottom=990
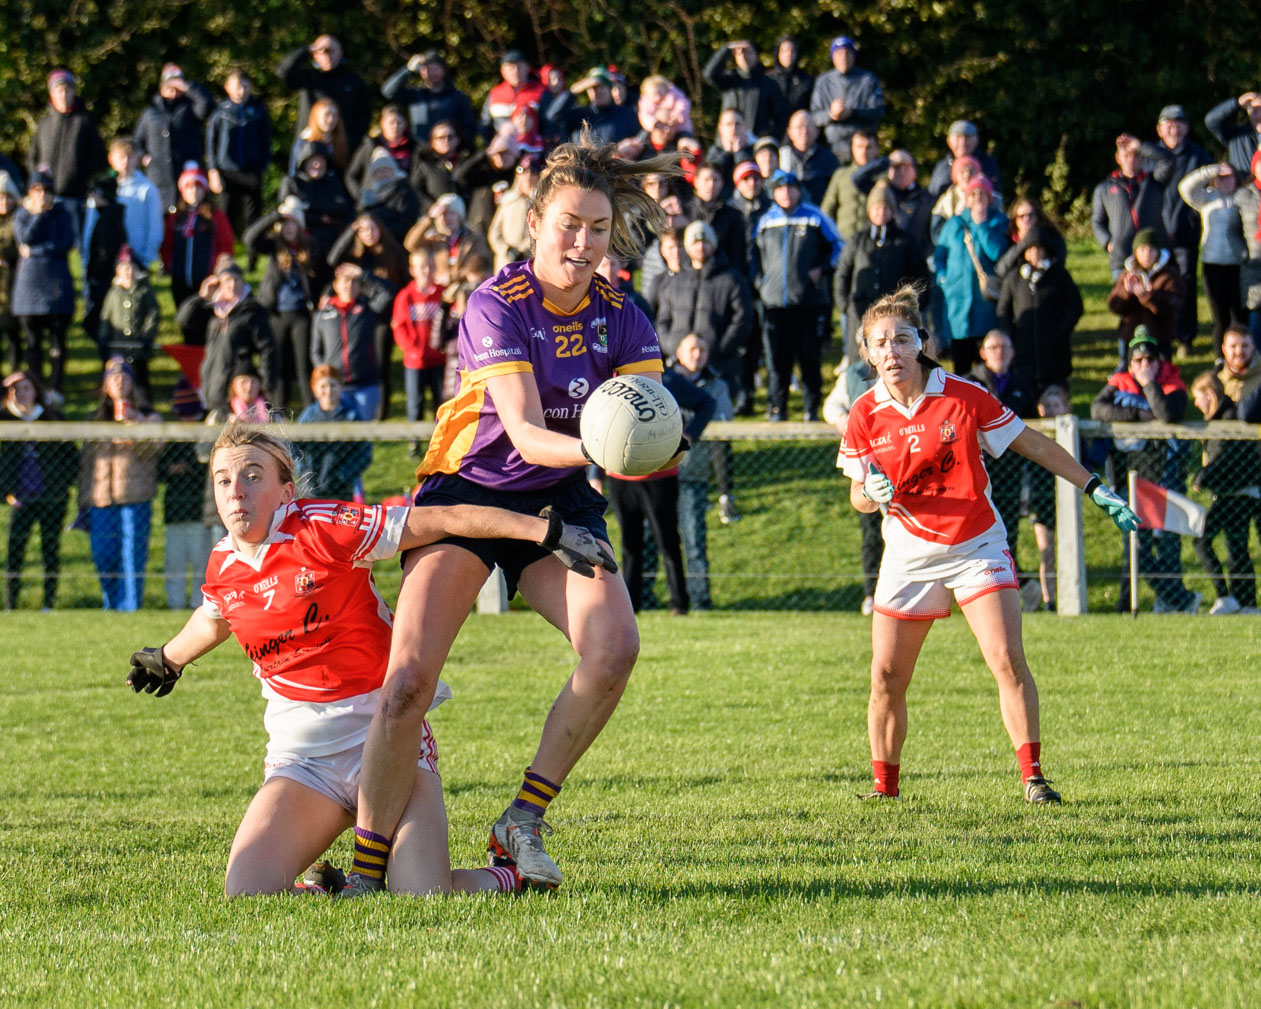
left=1179, top=162, right=1247, bottom=357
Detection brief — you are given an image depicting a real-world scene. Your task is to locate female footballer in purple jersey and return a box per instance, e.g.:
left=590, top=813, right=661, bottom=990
left=339, top=132, right=684, bottom=895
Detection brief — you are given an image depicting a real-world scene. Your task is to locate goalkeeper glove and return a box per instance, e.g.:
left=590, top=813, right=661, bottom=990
left=127, top=646, right=183, bottom=697
left=862, top=462, right=894, bottom=504
left=1085, top=476, right=1141, bottom=532
left=538, top=506, right=618, bottom=577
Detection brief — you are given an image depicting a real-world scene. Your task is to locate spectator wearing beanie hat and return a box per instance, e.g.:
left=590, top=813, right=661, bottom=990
left=133, top=63, right=213, bottom=212
left=13, top=169, right=76, bottom=400
left=808, top=36, right=885, bottom=164
left=157, top=376, right=214, bottom=610
left=161, top=161, right=235, bottom=307
left=27, top=68, right=107, bottom=229
left=1155, top=103, right=1213, bottom=354
left=1106, top=225, right=1184, bottom=365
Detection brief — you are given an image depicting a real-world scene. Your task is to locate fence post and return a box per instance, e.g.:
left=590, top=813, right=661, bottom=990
left=477, top=565, right=509, bottom=614
left=1054, top=414, right=1087, bottom=615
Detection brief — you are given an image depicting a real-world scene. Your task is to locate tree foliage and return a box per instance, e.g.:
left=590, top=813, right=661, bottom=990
left=2, top=0, right=1258, bottom=213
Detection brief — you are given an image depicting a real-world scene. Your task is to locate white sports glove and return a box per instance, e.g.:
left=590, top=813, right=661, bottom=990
left=863, top=462, right=894, bottom=504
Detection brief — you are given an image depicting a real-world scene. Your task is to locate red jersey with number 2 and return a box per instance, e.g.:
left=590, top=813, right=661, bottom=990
left=199, top=500, right=409, bottom=703
left=839, top=368, right=1024, bottom=562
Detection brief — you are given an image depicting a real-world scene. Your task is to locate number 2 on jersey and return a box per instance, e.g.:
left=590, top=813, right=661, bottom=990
left=908, top=434, right=920, bottom=454
left=555, top=333, right=587, bottom=358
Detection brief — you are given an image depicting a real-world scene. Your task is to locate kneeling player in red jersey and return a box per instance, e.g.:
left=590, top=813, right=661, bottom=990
left=126, top=425, right=614, bottom=896
left=839, top=286, right=1140, bottom=804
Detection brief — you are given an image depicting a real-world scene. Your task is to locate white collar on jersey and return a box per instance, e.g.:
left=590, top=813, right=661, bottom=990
left=872, top=366, right=945, bottom=419
left=214, top=500, right=299, bottom=574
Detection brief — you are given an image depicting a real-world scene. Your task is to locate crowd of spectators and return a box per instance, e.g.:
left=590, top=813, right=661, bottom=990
left=0, top=31, right=1260, bottom=613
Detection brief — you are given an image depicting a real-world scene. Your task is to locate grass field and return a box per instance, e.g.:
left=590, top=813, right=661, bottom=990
left=3, top=610, right=1258, bottom=1008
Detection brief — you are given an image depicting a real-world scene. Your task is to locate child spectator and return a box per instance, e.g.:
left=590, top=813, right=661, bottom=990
left=670, top=333, right=727, bottom=610
left=97, top=246, right=160, bottom=388
left=0, top=173, right=20, bottom=372
left=80, top=173, right=128, bottom=340
left=312, top=262, right=385, bottom=422
left=1106, top=227, right=1183, bottom=366
left=392, top=244, right=448, bottom=422
left=1189, top=371, right=1258, bottom=614
left=79, top=357, right=163, bottom=612
left=205, top=70, right=272, bottom=244
left=157, top=378, right=213, bottom=609
left=160, top=162, right=235, bottom=308
left=295, top=364, right=372, bottom=500
left=440, top=256, right=493, bottom=400
left=243, top=196, right=321, bottom=411
left=228, top=365, right=270, bottom=423
left=13, top=170, right=75, bottom=403
left=0, top=370, right=76, bottom=610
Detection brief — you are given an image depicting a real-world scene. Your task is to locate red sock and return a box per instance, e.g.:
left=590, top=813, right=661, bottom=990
left=872, top=760, right=900, bottom=797
left=1016, top=742, right=1042, bottom=782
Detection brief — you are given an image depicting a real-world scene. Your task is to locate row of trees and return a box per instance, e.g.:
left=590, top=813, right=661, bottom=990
left=2, top=0, right=1257, bottom=215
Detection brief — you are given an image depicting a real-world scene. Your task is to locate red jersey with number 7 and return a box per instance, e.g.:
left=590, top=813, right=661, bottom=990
left=838, top=368, right=1025, bottom=562
left=199, top=500, right=409, bottom=703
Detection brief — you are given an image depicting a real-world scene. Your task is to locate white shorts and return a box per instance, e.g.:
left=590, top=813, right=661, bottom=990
left=874, top=537, right=1018, bottom=621
left=264, top=719, right=439, bottom=814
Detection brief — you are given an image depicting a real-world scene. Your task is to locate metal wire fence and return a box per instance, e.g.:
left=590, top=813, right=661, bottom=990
left=1, top=420, right=1259, bottom=614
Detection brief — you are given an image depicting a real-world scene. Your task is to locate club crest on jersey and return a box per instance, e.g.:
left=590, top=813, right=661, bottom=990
left=335, top=504, right=361, bottom=527
left=591, top=317, right=608, bottom=353
left=294, top=567, right=318, bottom=596
left=939, top=420, right=957, bottom=443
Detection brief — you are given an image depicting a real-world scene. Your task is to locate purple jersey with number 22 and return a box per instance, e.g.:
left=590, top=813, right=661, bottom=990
left=416, top=260, right=664, bottom=492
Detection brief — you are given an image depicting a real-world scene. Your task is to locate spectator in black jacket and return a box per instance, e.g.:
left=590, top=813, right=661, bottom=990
left=1154, top=104, right=1213, bottom=352
left=692, top=163, right=747, bottom=272
left=411, top=121, right=461, bottom=214
left=996, top=226, right=1084, bottom=393
left=703, top=41, right=788, bottom=141
left=381, top=51, right=476, bottom=150
left=345, top=105, right=417, bottom=201
left=158, top=379, right=213, bottom=610
left=243, top=197, right=322, bottom=412
left=278, top=35, right=372, bottom=150
left=704, top=109, right=755, bottom=196
left=80, top=174, right=128, bottom=342
left=767, top=36, right=813, bottom=115
left=189, top=261, right=277, bottom=416
left=779, top=110, right=840, bottom=207
left=655, top=220, right=753, bottom=378
left=1189, top=371, right=1258, bottom=613
left=312, top=262, right=388, bottom=422
left=278, top=141, right=355, bottom=260
left=133, top=64, right=214, bottom=212
left=205, top=70, right=272, bottom=243
left=565, top=68, right=639, bottom=146
left=1205, top=91, right=1261, bottom=176
left=352, top=151, right=421, bottom=245
left=1091, top=133, right=1175, bottom=278
left=834, top=181, right=927, bottom=363
left=27, top=69, right=106, bottom=230
left=927, top=120, right=1002, bottom=200
left=1, top=370, right=76, bottom=610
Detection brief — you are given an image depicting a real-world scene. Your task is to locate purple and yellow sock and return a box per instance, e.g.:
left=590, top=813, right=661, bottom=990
left=351, top=826, right=391, bottom=881
left=511, top=767, right=561, bottom=818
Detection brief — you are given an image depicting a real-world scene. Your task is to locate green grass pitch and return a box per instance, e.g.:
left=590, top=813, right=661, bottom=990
left=1, top=610, right=1258, bottom=1008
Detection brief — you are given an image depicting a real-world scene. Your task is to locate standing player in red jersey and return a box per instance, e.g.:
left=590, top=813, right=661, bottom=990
left=839, top=286, right=1141, bottom=804
left=125, top=425, right=614, bottom=896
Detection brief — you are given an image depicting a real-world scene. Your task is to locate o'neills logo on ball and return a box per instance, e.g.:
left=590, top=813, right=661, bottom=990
left=605, top=380, right=664, bottom=422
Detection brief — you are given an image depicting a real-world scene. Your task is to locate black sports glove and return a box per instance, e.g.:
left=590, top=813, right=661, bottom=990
left=538, top=506, right=618, bottom=577
left=127, top=646, right=183, bottom=697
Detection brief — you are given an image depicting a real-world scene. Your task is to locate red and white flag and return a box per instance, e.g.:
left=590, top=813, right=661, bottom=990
left=1132, top=476, right=1206, bottom=536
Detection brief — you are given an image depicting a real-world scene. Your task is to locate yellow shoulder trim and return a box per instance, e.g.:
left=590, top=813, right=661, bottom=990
left=615, top=361, right=665, bottom=376
left=466, top=360, right=535, bottom=384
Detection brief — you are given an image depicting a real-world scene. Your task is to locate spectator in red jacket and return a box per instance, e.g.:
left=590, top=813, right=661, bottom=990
left=479, top=51, right=545, bottom=144
left=393, top=242, right=449, bottom=421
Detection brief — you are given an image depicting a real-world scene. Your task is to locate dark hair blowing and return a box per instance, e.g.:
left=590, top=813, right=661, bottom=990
left=530, top=127, right=683, bottom=260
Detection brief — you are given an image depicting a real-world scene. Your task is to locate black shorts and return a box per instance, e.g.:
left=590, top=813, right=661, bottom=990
left=408, top=472, right=611, bottom=598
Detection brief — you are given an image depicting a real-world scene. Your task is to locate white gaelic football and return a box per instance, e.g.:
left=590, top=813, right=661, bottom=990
left=580, top=375, right=683, bottom=476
